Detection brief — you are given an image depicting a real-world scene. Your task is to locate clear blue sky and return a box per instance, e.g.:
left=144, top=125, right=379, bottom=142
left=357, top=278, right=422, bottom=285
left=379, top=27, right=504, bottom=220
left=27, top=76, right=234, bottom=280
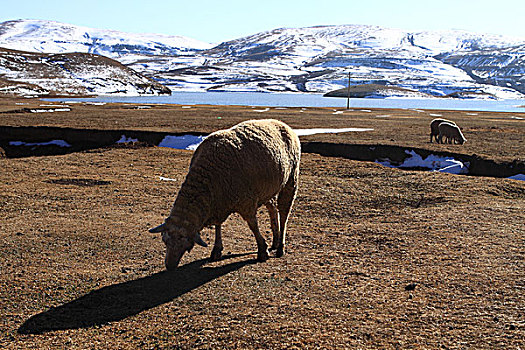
left=1, top=0, right=524, bottom=43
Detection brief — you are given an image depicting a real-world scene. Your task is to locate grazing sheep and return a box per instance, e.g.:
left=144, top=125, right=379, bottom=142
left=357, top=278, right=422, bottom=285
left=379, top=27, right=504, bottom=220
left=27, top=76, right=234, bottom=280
left=149, top=119, right=301, bottom=270
left=438, top=122, right=467, bottom=144
left=430, top=118, right=455, bottom=143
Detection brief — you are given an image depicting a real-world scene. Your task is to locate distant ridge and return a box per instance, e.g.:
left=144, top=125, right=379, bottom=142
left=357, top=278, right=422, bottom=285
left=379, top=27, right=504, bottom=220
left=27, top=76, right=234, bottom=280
left=1, top=19, right=524, bottom=98
left=0, top=19, right=212, bottom=57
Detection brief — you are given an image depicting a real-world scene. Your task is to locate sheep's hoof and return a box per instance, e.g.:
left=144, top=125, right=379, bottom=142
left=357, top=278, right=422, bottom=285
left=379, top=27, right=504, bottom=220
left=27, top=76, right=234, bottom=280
left=275, top=247, right=284, bottom=258
left=209, top=247, right=223, bottom=262
left=257, top=250, right=270, bottom=262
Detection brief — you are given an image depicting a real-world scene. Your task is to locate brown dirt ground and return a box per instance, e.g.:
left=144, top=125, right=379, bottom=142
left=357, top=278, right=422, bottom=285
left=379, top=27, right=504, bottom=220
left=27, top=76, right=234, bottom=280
left=1, top=97, right=524, bottom=349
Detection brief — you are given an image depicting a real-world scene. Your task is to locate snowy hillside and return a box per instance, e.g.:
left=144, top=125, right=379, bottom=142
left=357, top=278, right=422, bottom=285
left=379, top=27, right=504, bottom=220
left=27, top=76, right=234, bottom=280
left=186, top=25, right=524, bottom=98
left=0, top=19, right=212, bottom=58
left=437, top=44, right=525, bottom=96
left=136, top=24, right=524, bottom=98
left=1, top=20, right=524, bottom=98
left=209, top=25, right=523, bottom=60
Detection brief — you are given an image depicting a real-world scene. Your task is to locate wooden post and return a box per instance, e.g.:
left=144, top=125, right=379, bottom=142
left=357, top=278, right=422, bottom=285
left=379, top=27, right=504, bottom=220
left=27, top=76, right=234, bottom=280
left=346, top=72, right=351, bottom=109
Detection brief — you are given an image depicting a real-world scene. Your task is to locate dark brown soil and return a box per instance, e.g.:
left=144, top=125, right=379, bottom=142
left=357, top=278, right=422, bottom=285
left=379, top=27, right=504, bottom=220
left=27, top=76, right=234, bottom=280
left=1, top=97, right=524, bottom=349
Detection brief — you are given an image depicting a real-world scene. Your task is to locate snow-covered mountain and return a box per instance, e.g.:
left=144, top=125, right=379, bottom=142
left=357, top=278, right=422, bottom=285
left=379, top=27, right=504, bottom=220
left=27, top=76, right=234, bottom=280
left=1, top=19, right=524, bottom=98
left=0, top=19, right=212, bottom=58
left=186, top=25, right=524, bottom=98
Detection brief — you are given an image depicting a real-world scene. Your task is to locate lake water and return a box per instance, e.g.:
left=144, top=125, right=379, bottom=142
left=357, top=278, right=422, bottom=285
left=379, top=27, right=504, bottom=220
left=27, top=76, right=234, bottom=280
left=52, top=92, right=525, bottom=113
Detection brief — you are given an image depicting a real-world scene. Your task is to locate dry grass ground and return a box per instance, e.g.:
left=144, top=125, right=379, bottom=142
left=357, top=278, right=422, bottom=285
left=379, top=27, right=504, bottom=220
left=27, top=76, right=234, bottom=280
left=0, top=98, right=524, bottom=349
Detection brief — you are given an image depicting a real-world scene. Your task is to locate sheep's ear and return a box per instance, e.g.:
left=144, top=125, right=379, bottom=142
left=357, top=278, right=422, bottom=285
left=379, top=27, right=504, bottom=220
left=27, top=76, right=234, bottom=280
left=194, top=232, right=208, bottom=247
left=149, top=223, right=166, bottom=233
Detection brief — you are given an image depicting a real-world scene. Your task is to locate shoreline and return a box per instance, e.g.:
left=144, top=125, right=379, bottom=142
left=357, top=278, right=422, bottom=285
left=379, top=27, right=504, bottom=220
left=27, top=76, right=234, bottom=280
left=35, top=91, right=525, bottom=113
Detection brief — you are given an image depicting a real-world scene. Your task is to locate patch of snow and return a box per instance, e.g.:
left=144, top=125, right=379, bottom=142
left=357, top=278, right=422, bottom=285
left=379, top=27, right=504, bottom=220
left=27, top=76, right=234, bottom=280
left=293, top=128, right=373, bottom=136
left=377, top=150, right=469, bottom=174
left=429, top=113, right=443, bottom=117
left=508, top=174, right=525, bottom=181
left=116, top=135, right=139, bottom=143
left=253, top=108, right=270, bottom=112
left=29, top=108, right=71, bottom=113
left=158, top=135, right=206, bottom=150
left=159, top=176, right=178, bottom=181
left=9, top=140, right=72, bottom=147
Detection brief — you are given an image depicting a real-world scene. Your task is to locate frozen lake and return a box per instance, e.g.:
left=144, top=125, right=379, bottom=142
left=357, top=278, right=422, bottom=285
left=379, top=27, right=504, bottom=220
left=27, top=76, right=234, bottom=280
left=50, top=92, right=525, bottom=113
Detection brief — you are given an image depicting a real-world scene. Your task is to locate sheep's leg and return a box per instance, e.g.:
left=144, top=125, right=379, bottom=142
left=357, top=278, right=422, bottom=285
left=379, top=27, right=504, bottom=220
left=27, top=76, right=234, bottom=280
left=276, top=178, right=298, bottom=258
left=265, top=200, right=280, bottom=251
left=430, top=133, right=434, bottom=143
left=209, top=225, right=223, bottom=261
left=243, top=213, right=269, bottom=262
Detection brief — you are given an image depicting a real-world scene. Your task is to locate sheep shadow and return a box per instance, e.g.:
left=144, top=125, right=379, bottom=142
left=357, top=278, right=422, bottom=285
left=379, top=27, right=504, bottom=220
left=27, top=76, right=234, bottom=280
left=18, top=254, right=255, bottom=334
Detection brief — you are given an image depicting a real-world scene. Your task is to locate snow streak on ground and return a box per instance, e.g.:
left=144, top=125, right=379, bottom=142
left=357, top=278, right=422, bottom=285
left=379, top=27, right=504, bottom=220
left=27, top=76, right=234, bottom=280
left=293, top=128, right=374, bottom=136
left=9, top=140, right=72, bottom=147
left=153, top=128, right=374, bottom=151
left=377, top=150, right=469, bottom=174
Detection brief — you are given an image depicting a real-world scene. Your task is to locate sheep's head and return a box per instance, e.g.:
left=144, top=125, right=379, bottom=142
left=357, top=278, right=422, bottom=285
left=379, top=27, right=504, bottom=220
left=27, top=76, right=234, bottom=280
left=149, top=218, right=208, bottom=270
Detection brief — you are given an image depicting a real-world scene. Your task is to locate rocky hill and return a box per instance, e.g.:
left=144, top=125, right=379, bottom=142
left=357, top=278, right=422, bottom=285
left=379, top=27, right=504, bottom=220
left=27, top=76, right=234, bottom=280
left=0, top=47, right=171, bottom=97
